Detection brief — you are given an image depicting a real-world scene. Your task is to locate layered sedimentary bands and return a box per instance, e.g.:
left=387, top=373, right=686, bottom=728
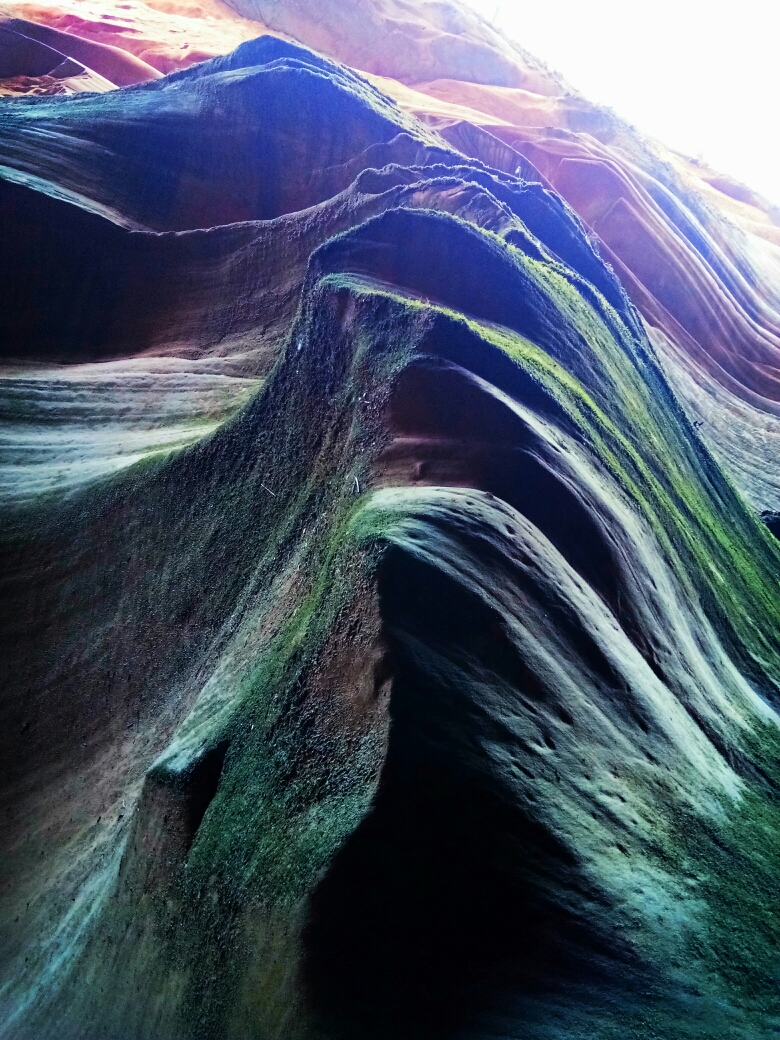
left=3, top=4, right=780, bottom=1039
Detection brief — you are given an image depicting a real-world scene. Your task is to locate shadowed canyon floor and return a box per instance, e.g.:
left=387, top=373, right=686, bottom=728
left=3, top=7, right=780, bottom=1040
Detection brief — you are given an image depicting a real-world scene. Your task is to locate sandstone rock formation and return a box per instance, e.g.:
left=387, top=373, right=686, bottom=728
left=2, top=6, right=780, bottom=1040
left=4, top=0, right=779, bottom=509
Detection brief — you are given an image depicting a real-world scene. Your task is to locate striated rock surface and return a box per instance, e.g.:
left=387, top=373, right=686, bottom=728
left=2, top=6, right=780, bottom=1040
left=4, top=0, right=779, bottom=509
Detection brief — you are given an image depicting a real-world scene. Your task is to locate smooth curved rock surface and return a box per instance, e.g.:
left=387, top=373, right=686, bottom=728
left=0, top=0, right=266, bottom=73
left=0, top=19, right=116, bottom=91
left=3, top=6, right=780, bottom=1040
left=1, top=16, right=162, bottom=82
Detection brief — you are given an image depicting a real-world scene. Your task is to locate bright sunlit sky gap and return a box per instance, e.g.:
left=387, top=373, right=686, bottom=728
left=462, top=0, right=780, bottom=208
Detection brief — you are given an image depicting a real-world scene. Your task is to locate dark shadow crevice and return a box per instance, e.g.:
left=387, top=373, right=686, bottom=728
left=300, top=549, right=629, bottom=1040
left=181, top=740, right=230, bottom=848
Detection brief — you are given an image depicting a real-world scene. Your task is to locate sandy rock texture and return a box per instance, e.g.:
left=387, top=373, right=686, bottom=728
left=2, top=6, right=780, bottom=1040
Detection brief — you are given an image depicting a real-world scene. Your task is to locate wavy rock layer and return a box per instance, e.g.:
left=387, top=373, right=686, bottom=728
left=5, top=0, right=779, bottom=512
left=2, top=17, right=780, bottom=1040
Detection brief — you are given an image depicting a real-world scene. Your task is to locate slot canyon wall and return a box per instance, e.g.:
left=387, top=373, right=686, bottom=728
left=2, top=2, right=780, bottom=1038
